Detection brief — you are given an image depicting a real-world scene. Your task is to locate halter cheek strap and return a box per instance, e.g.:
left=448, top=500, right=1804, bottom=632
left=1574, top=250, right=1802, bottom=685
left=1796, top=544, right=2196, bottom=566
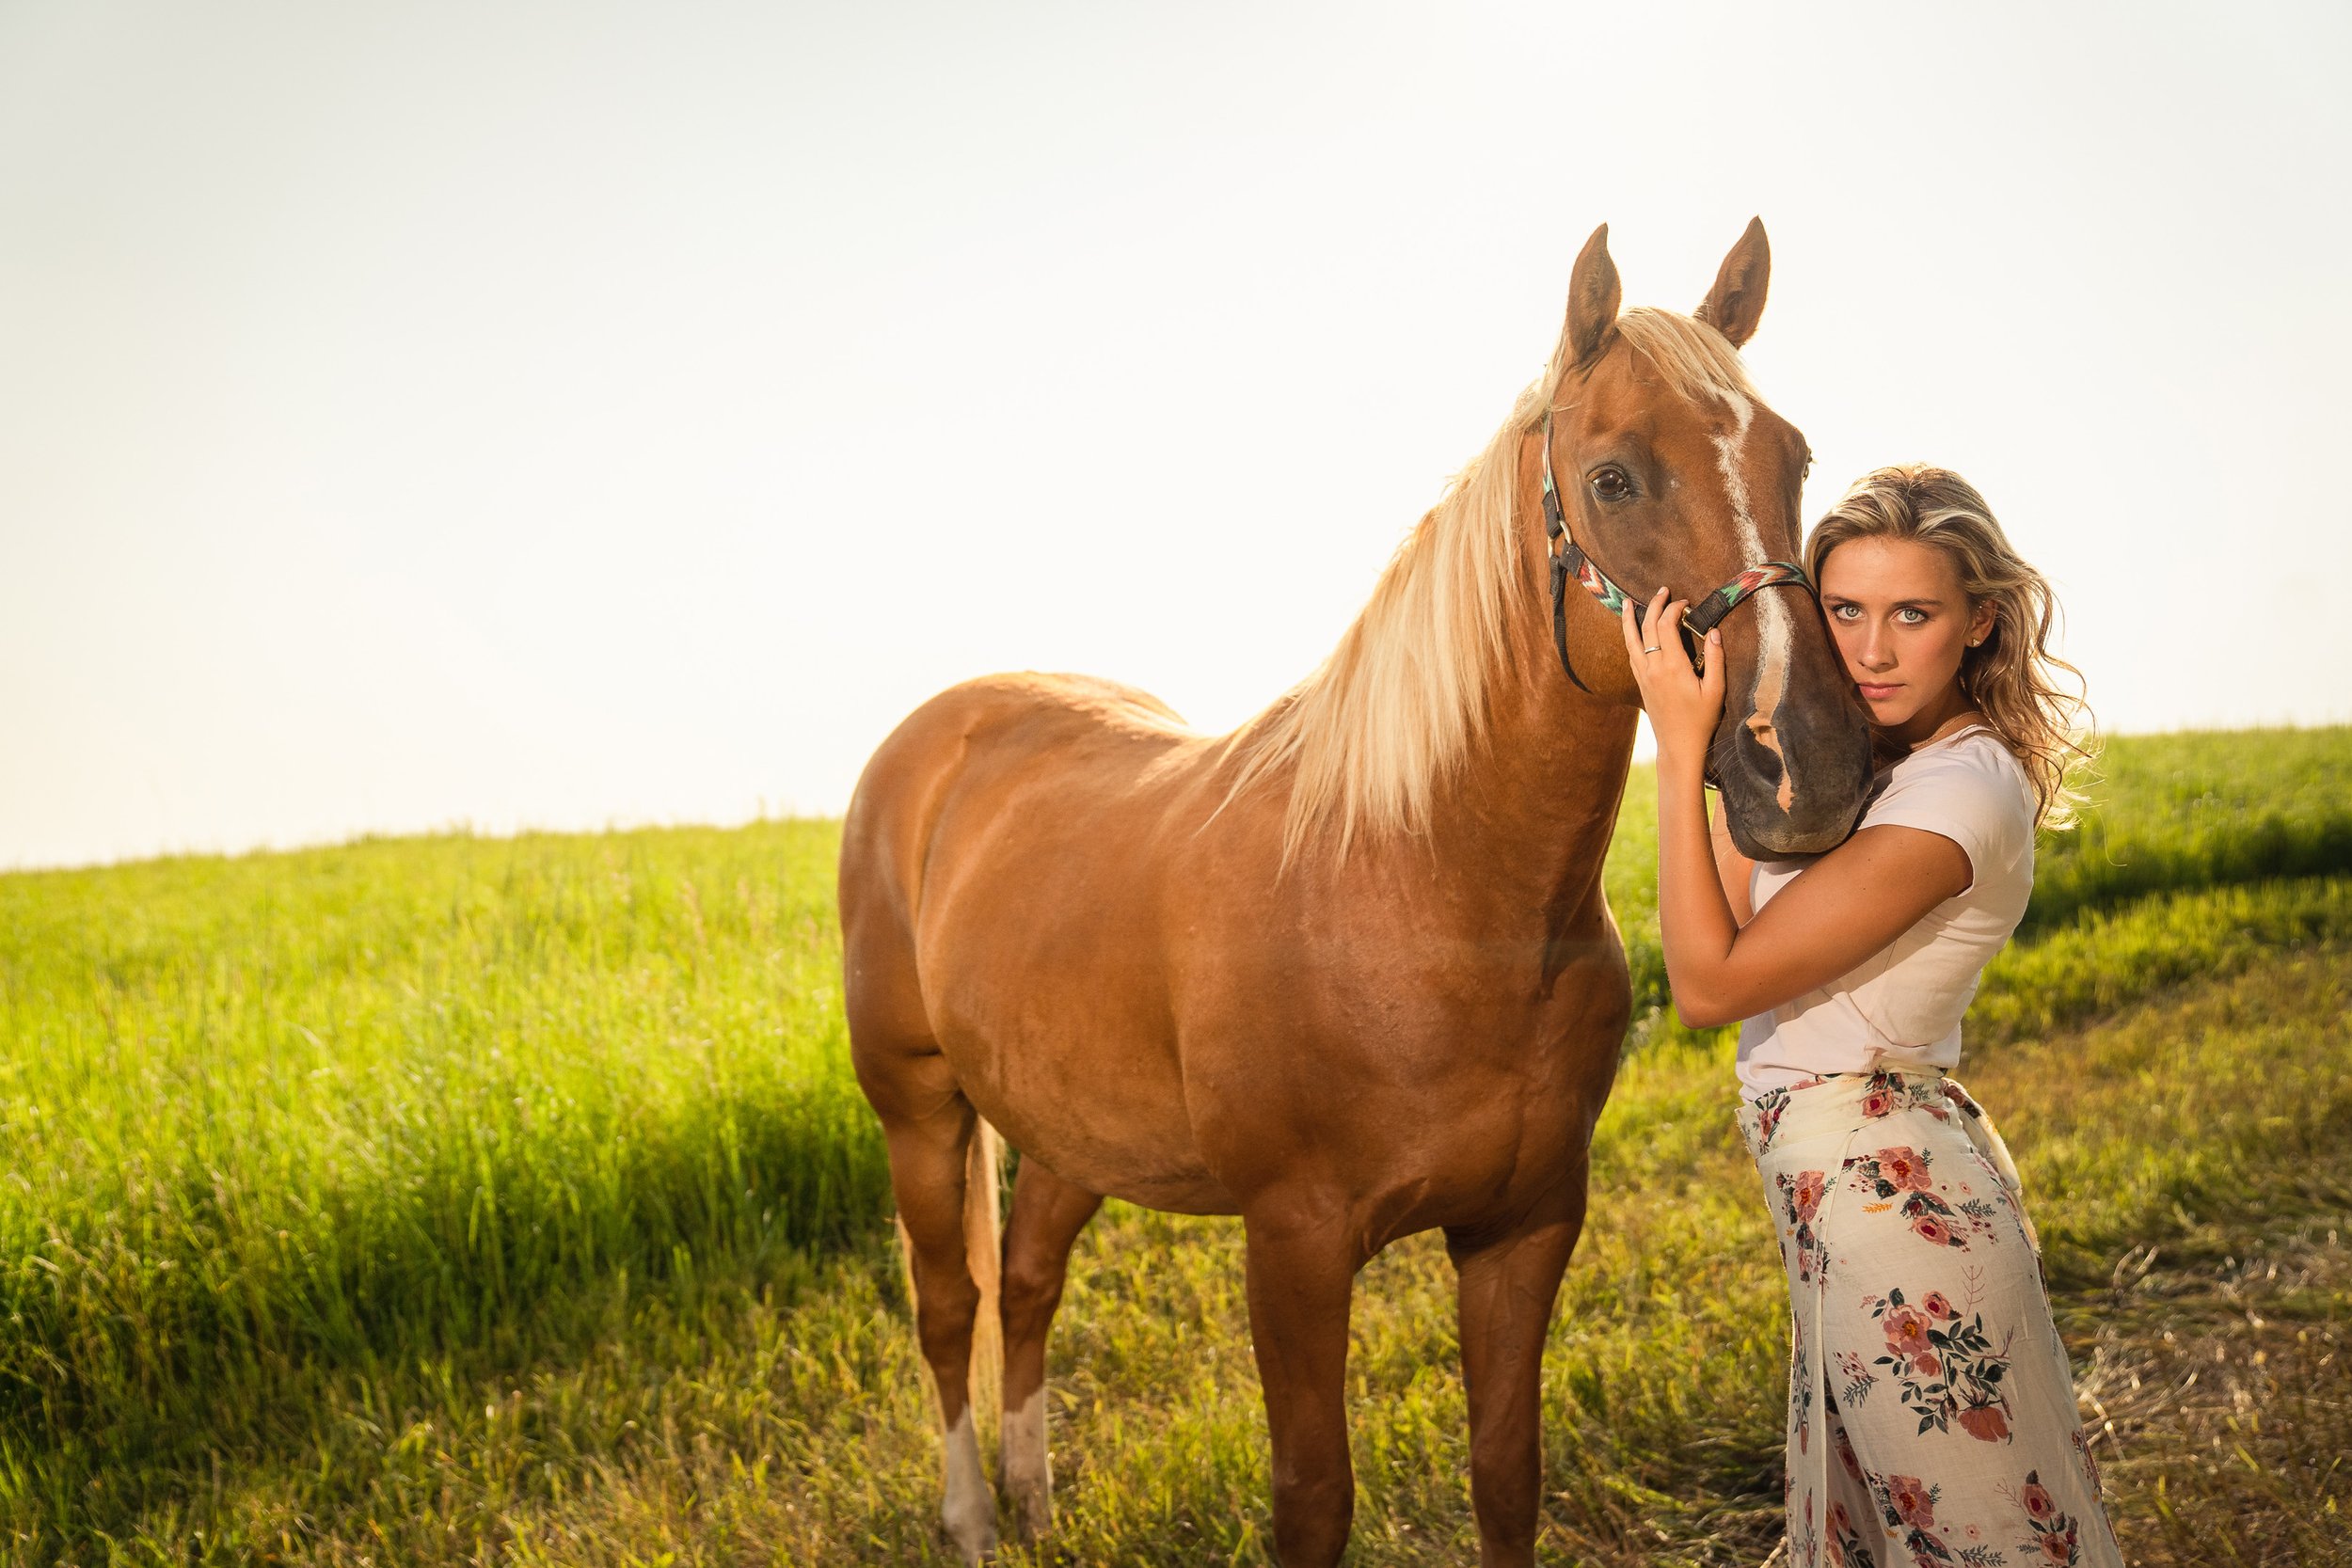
left=1541, top=416, right=1816, bottom=693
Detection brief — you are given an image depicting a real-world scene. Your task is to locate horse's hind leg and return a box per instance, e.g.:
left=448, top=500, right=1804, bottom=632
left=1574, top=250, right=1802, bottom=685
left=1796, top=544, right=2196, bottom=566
left=998, top=1155, right=1103, bottom=1541
left=860, top=1044, right=1001, bottom=1562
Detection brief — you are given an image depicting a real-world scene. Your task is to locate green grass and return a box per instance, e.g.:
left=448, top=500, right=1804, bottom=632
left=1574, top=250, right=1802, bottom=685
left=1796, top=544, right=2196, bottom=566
left=2, top=725, right=2346, bottom=1563
left=0, top=825, right=890, bottom=1552
left=2027, top=725, right=2352, bottom=932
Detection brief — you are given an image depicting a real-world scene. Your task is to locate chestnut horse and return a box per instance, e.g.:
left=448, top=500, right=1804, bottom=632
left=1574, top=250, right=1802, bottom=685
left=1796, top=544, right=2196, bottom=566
left=839, top=221, right=1872, bottom=1566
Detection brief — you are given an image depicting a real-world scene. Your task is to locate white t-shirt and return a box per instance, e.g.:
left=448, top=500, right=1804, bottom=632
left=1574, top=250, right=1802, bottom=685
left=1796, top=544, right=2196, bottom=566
left=1734, top=724, right=2039, bottom=1101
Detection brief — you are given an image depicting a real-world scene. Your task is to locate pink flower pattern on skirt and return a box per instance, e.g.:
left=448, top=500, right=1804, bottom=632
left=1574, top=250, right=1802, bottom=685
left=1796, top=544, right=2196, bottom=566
left=1738, top=1070, right=2122, bottom=1568
left=1864, top=1285, right=2018, bottom=1442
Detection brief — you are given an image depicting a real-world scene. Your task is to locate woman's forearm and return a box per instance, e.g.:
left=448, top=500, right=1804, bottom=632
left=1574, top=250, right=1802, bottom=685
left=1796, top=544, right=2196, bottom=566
left=1656, top=752, right=1742, bottom=1026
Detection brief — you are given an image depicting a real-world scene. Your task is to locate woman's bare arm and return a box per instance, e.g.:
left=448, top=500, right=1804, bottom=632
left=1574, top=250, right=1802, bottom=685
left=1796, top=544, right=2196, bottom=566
left=1663, top=815, right=1970, bottom=1027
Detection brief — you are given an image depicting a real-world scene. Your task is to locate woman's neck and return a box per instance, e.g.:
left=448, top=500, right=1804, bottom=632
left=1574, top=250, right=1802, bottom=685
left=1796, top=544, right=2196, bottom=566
left=1873, top=687, right=1986, bottom=766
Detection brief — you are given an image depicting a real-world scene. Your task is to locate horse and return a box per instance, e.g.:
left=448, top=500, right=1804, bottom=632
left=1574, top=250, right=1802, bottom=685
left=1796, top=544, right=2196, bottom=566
left=838, top=219, right=1873, bottom=1567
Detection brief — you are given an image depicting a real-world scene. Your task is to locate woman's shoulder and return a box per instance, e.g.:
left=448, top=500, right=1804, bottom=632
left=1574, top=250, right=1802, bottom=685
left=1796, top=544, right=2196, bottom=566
left=1882, top=724, right=2028, bottom=795
left=1942, top=727, right=2035, bottom=812
left=1864, top=726, right=2037, bottom=866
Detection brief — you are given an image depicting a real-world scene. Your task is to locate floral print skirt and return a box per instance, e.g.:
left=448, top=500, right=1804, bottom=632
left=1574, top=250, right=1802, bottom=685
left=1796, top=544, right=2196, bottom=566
left=1736, top=1070, right=2122, bottom=1568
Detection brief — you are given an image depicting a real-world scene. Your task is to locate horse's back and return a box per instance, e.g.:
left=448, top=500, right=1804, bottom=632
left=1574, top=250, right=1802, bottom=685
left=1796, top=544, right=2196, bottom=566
left=839, top=670, right=1197, bottom=944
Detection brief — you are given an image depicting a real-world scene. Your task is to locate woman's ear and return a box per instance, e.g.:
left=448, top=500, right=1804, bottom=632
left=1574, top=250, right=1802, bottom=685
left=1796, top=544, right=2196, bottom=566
left=1967, top=599, right=1998, bottom=647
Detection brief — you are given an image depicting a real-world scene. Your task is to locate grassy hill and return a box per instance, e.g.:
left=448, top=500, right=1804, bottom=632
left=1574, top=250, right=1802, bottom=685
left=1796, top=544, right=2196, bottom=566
left=3, top=727, right=2346, bottom=1565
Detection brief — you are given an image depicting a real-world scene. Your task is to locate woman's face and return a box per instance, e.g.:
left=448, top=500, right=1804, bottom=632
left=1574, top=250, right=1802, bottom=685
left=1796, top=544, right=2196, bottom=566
left=1817, top=536, right=1995, bottom=737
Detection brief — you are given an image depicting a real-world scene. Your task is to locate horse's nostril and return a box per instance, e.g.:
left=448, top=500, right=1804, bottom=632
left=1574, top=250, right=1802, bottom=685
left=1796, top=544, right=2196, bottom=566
left=1735, top=721, right=1785, bottom=788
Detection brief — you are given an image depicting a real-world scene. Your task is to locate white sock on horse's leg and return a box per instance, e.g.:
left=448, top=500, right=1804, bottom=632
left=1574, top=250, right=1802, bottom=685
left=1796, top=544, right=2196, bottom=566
left=940, top=1405, right=996, bottom=1561
left=1001, top=1385, right=1050, bottom=1539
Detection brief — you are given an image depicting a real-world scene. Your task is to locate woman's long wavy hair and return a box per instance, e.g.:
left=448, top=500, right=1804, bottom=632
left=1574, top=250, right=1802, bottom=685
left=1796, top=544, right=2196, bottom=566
left=1806, top=465, right=2097, bottom=831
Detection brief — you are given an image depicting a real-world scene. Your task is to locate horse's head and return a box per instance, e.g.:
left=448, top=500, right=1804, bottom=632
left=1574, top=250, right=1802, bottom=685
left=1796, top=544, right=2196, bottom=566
left=1544, top=221, right=1872, bottom=857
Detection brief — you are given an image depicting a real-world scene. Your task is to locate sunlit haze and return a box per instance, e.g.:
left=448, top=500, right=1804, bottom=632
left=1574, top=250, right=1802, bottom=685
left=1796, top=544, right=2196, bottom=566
left=4, top=0, right=2345, bottom=869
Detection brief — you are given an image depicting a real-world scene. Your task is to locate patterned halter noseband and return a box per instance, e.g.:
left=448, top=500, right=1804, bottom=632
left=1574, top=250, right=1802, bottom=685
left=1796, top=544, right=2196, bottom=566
left=1540, top=413, right=1817, bottom=693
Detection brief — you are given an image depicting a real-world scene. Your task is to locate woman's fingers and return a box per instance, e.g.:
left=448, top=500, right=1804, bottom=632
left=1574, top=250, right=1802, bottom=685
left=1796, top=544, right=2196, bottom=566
left=1622, top=586, right=1724, bottom=697
left=1660, top=594, right=1690, bottom=657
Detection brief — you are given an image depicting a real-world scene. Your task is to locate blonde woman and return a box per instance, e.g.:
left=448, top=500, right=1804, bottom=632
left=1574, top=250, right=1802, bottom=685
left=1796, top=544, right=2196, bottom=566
left=1619, top=466, right=2121, bottom=1567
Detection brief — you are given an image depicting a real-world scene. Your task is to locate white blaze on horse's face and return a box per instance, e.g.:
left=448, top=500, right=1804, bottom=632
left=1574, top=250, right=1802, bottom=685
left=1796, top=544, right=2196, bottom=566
left=1709, top=387, right=1799, bottom=814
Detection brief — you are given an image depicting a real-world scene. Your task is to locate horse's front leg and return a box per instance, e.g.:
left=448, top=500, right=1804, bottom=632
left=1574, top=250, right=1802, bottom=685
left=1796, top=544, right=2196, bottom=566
left=1242, top=1200, right=1367, bottom=1568
left=1446, top=1183, right=1586, bottom=1568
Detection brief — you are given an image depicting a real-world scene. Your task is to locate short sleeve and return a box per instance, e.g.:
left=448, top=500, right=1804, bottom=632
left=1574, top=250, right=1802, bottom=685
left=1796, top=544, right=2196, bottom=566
left=1861, top=742, right=2034, bottom=895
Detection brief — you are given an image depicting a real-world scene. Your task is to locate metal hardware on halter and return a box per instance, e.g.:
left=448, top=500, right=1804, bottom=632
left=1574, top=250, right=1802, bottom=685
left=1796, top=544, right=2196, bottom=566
left=1540, top=414, right=1817, bottom=694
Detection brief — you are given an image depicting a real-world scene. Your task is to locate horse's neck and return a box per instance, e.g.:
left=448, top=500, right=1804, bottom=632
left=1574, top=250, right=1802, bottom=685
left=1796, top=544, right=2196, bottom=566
left=1414, top=621, right=1641, bottom=919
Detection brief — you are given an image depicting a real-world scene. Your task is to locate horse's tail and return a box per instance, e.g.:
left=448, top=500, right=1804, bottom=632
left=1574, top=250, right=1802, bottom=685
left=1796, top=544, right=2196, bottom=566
left=961, top=1117, right=1004, bottom=1442
left=891, top=1115, right=1003, bottom=1444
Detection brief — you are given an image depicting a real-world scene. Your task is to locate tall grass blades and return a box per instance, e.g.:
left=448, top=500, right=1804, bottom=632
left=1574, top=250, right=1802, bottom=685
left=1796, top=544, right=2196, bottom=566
left=2026, top=726, right=2352, bottom=931
left=0, top=822, right=890, bottom=1544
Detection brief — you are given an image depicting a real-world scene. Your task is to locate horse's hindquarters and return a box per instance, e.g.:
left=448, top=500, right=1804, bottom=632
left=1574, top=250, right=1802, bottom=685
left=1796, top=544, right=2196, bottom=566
left=842, top=673, right=1228, bottom=1213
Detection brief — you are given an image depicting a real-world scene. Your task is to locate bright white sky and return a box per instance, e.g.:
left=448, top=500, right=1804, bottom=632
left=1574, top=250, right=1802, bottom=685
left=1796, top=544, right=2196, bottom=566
left=3, top=0, right=2346, bottom=870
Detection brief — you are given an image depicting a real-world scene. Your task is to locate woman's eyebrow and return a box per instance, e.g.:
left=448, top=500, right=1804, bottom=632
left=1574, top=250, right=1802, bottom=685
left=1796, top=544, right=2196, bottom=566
left=1820, top=595, right=1950, bottom=610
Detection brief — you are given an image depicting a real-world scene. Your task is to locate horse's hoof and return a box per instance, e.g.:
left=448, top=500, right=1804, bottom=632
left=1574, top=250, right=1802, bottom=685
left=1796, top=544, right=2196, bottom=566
left=1007, top=1481, right=1049, bottom=1544
left=941, top=1503, right=998, bottom=1565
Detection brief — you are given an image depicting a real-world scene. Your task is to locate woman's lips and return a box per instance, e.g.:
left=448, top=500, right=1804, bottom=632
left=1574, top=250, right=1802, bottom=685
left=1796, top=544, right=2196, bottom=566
left=1856, top=681, right=1902, bottom=701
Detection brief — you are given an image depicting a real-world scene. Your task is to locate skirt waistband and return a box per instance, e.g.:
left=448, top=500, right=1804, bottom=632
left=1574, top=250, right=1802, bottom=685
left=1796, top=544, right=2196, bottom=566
left=1735, top=1069, right=2038, bottom=1255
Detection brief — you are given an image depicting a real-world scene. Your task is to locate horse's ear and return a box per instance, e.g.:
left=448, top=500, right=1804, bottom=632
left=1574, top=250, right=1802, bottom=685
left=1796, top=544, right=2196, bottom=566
left=1557, top=224, right=1622, bottom=372
left=1695, top=216, right=1770, bottom=347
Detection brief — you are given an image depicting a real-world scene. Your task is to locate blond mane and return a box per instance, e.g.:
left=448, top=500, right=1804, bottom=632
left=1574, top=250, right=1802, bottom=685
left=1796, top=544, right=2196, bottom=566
left=1219, top=308, right=1755, bottom=861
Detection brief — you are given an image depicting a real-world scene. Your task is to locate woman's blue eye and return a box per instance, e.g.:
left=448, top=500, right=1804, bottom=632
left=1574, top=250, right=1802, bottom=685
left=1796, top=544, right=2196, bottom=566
left=1898, top=608, right=1928, bottom=625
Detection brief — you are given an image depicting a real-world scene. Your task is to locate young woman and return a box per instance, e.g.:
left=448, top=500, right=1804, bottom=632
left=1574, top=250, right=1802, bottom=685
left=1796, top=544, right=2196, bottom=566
left=1620, top=465, right=2121, bottom=1568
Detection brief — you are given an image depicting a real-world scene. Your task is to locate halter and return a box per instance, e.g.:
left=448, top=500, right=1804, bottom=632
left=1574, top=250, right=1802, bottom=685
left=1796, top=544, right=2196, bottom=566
left=1540, top=414, right=1817, bottom=692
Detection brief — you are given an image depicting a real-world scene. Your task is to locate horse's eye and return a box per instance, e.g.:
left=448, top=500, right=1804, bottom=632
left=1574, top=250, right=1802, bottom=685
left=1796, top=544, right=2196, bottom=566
left=1589, top=467, right=1631, bottom=501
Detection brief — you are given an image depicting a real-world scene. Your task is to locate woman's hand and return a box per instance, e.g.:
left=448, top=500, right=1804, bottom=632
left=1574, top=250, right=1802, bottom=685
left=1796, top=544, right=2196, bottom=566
left=1619, top=585, right=1724, bottom=777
